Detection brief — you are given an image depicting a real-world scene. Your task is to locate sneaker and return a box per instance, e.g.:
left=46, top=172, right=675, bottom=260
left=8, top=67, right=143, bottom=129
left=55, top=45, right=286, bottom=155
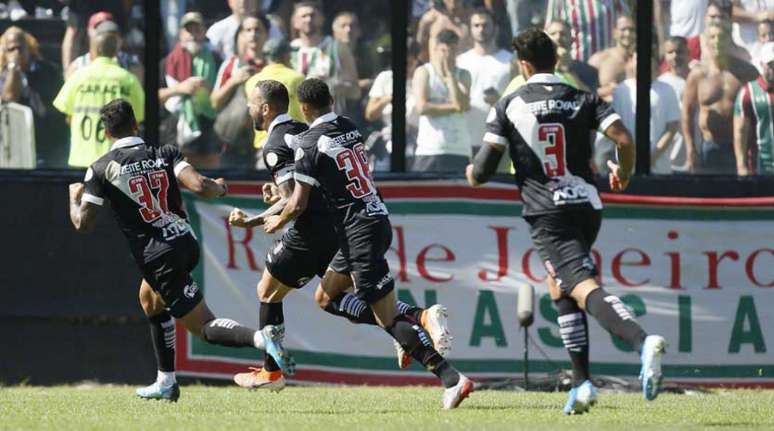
left=262, top=325, right=295, bottom=376
left=233, top=367, right=286, bottom=392
left=442, top=374, right=474, bottom=410
left=640, top=335, right=667, bottom=401
left=394, top=340, right=411, bottom=369
left=136, top=381, right=180, bottom=402
left=563, top=380, right=597, bottom=415
left=421, top=305, right=452, bottom=357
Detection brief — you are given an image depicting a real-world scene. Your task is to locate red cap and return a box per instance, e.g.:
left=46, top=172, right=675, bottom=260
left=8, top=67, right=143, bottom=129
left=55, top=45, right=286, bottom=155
left=88, top=11, right=114, bottom=30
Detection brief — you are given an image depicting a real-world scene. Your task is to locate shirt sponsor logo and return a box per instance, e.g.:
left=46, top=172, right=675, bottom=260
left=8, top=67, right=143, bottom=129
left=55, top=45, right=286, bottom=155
left=526, top=99, right=581, bottom=116
left=120, top=159, right=168, bottom=176
left=184, top=281, right=199, bottom=299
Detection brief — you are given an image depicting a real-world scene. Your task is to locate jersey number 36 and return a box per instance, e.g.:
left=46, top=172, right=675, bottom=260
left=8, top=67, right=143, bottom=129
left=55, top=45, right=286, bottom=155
left=335, top=142, right=375, bottom=198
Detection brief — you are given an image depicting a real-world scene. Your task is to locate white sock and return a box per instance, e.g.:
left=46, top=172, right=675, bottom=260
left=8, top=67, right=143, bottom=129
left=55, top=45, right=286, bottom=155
left=157, top=370, right=176, bottom=386
left=253, top=330, right=265, bottom=349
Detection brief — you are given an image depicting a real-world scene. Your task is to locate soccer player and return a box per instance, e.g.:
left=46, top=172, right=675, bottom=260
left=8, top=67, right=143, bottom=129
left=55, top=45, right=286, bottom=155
left=465, top=29, right=667, bottom=414
left=68, top=99, right=290, bottom=401
left=227, top=80, right=452, bottom=390
left=261, top=78, right=473, bottom=409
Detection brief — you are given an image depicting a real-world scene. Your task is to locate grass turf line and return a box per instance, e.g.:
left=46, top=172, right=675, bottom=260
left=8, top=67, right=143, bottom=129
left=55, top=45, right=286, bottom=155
left=0, top=386, right=773, bottom=431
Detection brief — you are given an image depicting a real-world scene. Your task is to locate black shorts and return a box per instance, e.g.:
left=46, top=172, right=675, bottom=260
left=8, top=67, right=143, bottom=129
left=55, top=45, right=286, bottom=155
left=141, top=235, right=204, bottom=318
left=329, top=216, right=394, bottom=304
left=525, top=208, right=602, bottom=294
left=265, top=219, right=339, bottom=288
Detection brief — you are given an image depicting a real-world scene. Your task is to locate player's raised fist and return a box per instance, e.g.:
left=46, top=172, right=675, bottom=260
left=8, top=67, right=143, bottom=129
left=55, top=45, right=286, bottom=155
left=262, top=215, right=283, bottom=234
left=69, top=182, right=85, bottom=201
left=262, top=183, right=280, bottom=204
left=214, top=178, right=228, bottom=197
left=606, top=160, right=629, bottom=192
left=229, top=208, right=249, bottom=227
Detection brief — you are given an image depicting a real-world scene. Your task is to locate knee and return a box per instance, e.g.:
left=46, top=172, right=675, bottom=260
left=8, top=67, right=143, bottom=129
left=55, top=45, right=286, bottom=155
left=314, top=285, right=330, bottom=310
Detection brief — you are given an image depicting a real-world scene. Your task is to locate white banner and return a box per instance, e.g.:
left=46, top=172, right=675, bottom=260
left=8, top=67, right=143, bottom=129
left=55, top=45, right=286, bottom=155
left=176, top=182, right=774, bottom=386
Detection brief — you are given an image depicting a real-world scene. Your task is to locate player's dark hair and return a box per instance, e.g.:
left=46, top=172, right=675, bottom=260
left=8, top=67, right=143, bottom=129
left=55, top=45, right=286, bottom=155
left=256, top=79, right=289, bottom=112
left=436, top=29, right=459, bottom=46
left=100, top=99, right=137, bottom=138
left=297, top=78, right=332, bottom=111
left=512, top=28, right=557, bottom=72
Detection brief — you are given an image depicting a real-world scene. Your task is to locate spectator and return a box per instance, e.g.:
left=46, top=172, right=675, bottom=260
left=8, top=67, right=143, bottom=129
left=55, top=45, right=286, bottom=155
left=750, top=19, right=774, bottom=72
left=687, top=1, right=751, bottom=63
left=206, top=0, right=247, bottom=60
left=60, top=0, right=128, bottom=71
left=731, top=0, right=774, bottom=53
left=416, top=0, right=473, bottom=63
left=330, top=11, right=363, bottom=124
left=66, top=13, right=144, bottom=83
left=655, top=0, right=708, bottom=44
left=212, top=14, right=270, bottom=169
left=611, top=51, right=681, bottom=175
left=53, top=29, right=144, bottom=167
left=244, top=37, right=305, bottom=169
left=589, top=15, right=636, bottom=102
left=161, top=12, right=219, bottom=169
left=365, top=40, right=421, bottom=171
left=734, top=42, right=774, bottom=175
left=545, top=0, right=630, bottom=62
left=504, top=20, right=599, bottom=95
left=658, top=36, right=692, bottom=173
left=289, top=1, right=333, bottom=80
left=456, top=8, right=512, bottom=158
left=412, top=29, right=471, bottom=172
left=682, top=22, right=758, bottom=173
left=509, top=0, right=547, bottom=35
left=475, top=0, right=513, bottom=51
left=0, top=26, right=67, bottom=167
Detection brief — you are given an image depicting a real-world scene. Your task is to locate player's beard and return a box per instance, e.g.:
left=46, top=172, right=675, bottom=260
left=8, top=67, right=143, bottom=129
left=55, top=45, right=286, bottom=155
left=253, top=114, right=265, bottom=131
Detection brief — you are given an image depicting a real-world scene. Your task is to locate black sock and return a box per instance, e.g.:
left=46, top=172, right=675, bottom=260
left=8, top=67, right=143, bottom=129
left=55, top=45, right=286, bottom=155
left=201, top=318, right=257, bottom=347
left=585, top=288, right=647, bottom=353
left=396, top=301, right=424, bottom=322
left=555, top=297, right=590, bottom=387
left=148, top=312, right=175, bottom=372
left=385, top=314, right=459, bottom=388
left=259, top=302, right=284, bottom=372
left=324, top=292, right=379, bottom=325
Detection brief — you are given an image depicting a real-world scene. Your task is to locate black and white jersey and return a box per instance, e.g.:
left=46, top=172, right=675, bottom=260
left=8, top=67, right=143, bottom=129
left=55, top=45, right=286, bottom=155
left=485, top=73, right=620, bottom=216
left=82, top=136, right=195, bottom=264
left=262, top=114, right=330, bottom=220
left=293, top=113, right=389, bottom=228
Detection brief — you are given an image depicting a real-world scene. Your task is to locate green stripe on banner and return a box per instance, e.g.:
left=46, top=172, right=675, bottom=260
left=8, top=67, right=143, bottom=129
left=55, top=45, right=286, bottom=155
left=189, top=337, right=773, bottom=378
left=191, top=194, right=774, bottom=221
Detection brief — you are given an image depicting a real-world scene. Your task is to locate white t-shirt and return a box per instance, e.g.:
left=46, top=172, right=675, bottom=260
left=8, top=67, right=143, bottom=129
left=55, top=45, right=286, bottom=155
left=733, top=0, right=774, bottom=52
left=612, top=78, right=681, bottom=174
left=415, top=63, right=470, bottom=157
left=456, top=48, right=513, bottom=146
left=657, top=72, right=689, bottom=172
left=670, top=0, right=707, bottom=38
left=368, top=70, right=418, bottom=138
left=207, top=15, right=240, bottom=59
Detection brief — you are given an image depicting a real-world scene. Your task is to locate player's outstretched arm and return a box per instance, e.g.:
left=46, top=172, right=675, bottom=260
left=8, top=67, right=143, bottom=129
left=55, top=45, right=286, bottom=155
left=262, top=181, right=311, bottom=234
left=602, top=119, right=635, bottom=192
left=229, top=181, right=295, bottom=228
left=176, top=165, right=227, bottom=199
left=68, top=183, right=98, bottom=232
left=466, top=142, right=505, bottom=187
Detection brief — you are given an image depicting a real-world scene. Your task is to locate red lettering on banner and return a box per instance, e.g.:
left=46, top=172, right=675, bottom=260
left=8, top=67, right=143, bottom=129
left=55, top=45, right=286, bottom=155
left=703, top=250, right=739, bottom=289
left=745, top=248, right=774, bottom=287
left=611, top=248, right=651, bottom=287
left=521, top=248, right=546, bottom=283
left=417, top=244, right=455, bottom=282
left=478, top=226, right=514, bottom=282
left=389, top=225, right=409, bottom=282
left=223, top=217, right=259, bottom=271
left=665, top=230, right=682, bottom=289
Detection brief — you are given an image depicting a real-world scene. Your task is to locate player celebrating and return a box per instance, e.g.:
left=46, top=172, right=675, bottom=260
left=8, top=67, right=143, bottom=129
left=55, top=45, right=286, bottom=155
left=68, top=99, right=290, bottom=401
left=465, top=29, right=666, bottom=414
left=228, top=80, right=452, bottom=390
left=260, top=78, right=473, bottom=409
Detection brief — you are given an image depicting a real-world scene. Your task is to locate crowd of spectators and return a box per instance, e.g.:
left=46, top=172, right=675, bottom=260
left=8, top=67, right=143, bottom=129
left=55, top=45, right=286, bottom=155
left=2, top=0, right=774, bottom=176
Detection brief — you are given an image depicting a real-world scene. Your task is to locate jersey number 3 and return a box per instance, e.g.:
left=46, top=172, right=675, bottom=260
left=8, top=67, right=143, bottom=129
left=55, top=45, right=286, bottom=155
left=538, top=123, right=566, bottom=177
left=129, top=171, right=170, bottom=222
left=335, top=143, right=374, bottom=198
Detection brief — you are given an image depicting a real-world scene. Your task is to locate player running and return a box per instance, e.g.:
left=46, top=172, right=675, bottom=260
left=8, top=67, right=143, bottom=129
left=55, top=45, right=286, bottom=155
left=227, top=80, right=452, bottom=390
left=260, top=78, right=473, bottom=410
left=465, top=29, right=666, bottom=414
left=68, top=99, right=291, bottom=402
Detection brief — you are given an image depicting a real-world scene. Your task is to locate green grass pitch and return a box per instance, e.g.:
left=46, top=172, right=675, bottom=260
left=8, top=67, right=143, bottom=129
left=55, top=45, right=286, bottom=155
left=1, top=385, right=773, bottom=430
